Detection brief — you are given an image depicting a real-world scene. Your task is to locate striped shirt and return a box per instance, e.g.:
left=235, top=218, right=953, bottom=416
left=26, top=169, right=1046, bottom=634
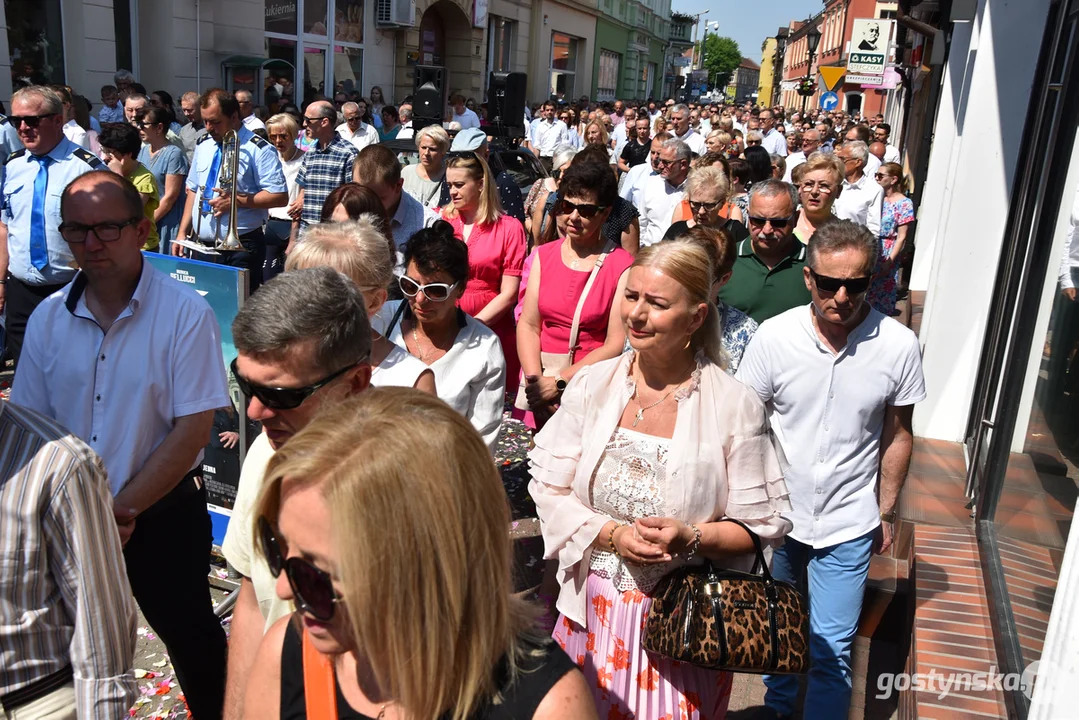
left=296, top=133, right=359, bottom=227
left=0, top=401, right=137, bottom=719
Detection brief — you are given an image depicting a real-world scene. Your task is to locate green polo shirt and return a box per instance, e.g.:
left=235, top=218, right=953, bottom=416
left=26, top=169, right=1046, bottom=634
left=718, top=237, right=811, bottom=324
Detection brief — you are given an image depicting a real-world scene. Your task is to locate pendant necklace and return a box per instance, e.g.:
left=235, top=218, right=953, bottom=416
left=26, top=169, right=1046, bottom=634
left=631, top=372, right=681, bottom=427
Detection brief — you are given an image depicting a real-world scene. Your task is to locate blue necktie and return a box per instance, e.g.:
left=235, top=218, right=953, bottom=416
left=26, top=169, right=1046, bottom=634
left=29, top=156, right=52, bottom=271
left=201, top=144, right=222, bottom=216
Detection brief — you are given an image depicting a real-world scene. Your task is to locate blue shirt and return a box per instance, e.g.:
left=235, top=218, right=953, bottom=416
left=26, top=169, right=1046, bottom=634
left=2, top=137, right=104, bottom=285
left=296, top=133, right=358, bottom=227
left=185, top=125, right=286, bottom=239
left=0, top=115, right=24, bottom=190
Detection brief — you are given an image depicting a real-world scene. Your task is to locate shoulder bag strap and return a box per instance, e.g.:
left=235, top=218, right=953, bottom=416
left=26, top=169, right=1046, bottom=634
left=384, top=300, right=408, bottom=339
left=302, top=626, right=338, bottom=720
left=567, top=241, right=617, bottom=363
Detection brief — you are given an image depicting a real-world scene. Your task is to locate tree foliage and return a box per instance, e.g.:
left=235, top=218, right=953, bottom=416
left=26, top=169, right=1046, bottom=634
left=702, top=35, right=742, bottom=90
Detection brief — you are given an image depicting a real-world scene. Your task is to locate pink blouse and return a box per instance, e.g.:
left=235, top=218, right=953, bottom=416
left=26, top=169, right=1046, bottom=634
left=528, top=351, right=793, bottom=626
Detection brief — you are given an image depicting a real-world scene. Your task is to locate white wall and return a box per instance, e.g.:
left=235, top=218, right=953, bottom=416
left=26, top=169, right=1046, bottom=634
left=62, top=0, right=119, bottom=98
left=913, top=0, right=1051, bottom=442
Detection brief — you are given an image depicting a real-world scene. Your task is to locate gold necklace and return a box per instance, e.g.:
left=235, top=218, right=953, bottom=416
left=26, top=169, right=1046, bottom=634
left=412, top=325, right=435, bottom=362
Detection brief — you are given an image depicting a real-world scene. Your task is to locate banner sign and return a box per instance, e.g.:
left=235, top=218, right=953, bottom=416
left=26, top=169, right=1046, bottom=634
left=847, top=18, right=894, bottom=75
left=144, top=254, right=250, bottom=542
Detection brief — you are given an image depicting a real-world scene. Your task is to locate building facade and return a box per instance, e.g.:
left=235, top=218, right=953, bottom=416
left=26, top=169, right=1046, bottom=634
left=591, top=0, right=671, bottom=103
left=725, top=57, right=759, bottom=104
left=757, top=36, right=776, bottom=108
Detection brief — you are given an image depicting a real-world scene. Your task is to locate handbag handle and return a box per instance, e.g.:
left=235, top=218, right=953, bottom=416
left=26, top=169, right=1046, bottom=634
left=714, top=517, right=773, bottom=585
left=566, top=240, right=616, bottom=363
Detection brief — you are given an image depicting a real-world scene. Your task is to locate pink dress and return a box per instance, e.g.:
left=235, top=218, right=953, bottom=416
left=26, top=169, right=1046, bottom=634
left=443, top=212, right=527, bottom=394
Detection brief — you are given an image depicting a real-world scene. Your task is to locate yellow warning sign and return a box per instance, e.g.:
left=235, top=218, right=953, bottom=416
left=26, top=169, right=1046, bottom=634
left=819, top=67, right=847, bottom=92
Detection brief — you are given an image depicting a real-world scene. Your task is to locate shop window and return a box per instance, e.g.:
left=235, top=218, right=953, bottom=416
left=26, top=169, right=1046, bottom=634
left=597, top=50, right=620, bottom=102
left=488, top=17, right=514, bottom=74
left=550, top=33, right=579, bottom=102
left=266, top=0, right=299, bottom=34
left=7, top=0, right=65, bottom=87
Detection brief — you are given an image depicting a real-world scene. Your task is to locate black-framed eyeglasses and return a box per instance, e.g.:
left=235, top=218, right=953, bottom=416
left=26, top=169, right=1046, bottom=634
left=809, top=269, right=872, bottom=295
left=58, top=218, right=141, bottom=243
left=10, top=113, right=59, bottom=128
left=230, top=357, right=363, bottom=410
left=747, top=214, right=794, bottom=229
left=688, top=200, right=723, bottom=212
left=556, top=199, right=608, bottom=219
left=398, top=275, right=458, bottom=302
left=258, top=517, right=342, bottom=621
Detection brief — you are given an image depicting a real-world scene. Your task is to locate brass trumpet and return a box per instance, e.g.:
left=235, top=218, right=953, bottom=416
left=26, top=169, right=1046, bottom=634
left=215, top=130, right=244, bottom=251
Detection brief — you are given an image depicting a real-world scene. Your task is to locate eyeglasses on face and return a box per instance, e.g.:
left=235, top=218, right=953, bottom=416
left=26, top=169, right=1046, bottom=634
left=10, top=113, right=59, bottom=128
left=655, top=157, right=683, bottom=168
left=809, top=269, right=872, bottom=295
left=302, top=116, right=325, bottom=125
left=231, top=357, right=363, bottom=411
left=688, top=199, right=722, bottom=212
left=800, top=181, right=835, bottom=194
left=258, top=517, right=342, bottom=621
left=556, top=199, right=608, bottom=219
left=59, top=218, right=140, bottom=243
left=747, top=214, right=794, bottom=229
left=398, top=275, right=458, bottom=301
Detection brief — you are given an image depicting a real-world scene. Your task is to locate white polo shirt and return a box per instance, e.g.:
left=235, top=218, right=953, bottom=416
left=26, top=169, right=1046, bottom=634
left=736, top=305, right=926, bottom=548
left=12, top=259, right=231, bottom=495
left=834, top=172, right=884, bottom=237
left=530, top=118, right=569, bottom=157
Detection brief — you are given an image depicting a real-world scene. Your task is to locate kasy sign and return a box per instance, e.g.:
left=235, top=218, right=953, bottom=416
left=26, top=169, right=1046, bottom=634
left=846, top=18, right=894, bottom=75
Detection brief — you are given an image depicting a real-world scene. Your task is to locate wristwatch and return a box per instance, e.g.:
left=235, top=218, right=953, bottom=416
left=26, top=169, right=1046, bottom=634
left=555, top=374, right=568, bottom=392
left=880, top=510, right=896, bottom=523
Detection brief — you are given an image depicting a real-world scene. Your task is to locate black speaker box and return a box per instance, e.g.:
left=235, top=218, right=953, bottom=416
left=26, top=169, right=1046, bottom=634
left=413, top=65, right=446, bottom=131
left=487, top=71, right=527, bottom=129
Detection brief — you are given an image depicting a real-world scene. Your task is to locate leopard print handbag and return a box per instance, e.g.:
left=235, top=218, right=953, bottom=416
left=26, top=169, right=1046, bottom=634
left=642, top=518, right=810, bottom=674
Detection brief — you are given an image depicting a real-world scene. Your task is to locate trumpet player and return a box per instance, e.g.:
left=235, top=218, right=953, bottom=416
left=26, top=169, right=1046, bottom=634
left=174, top=88, right=287, bottom=294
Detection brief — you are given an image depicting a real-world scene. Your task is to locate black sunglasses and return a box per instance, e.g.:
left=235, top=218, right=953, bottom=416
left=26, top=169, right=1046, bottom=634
left=809, top=269, right=872, bottom=295
left=748, top=215, right=794, bottom=229
left=258, top=517, right=341, bottom=621
left=58, top=218, right=141, bottom=243
left=557, top=199, right=608, bottom=218
left=301, top=116, right=325, bottom=125
left=10, top=113, right=59, bottom=128
left=230, top=357, right=362, bottom=410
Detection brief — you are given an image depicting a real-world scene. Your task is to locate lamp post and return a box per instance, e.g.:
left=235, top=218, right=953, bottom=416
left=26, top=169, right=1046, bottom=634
left=801, top=24, right=822, bottom=114
left=702, top=20, right=719, bottom=89
left=690, top=10, right=709, bottom=70
left=773, top=27, right=788, bottom=107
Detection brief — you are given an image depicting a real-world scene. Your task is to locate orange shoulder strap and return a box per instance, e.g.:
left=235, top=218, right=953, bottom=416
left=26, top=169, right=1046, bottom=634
left=302, top=626, right=338, bottom=720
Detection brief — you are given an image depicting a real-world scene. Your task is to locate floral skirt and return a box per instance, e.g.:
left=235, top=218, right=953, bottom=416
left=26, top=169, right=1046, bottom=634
left=553, top=571, right=733, bottom=720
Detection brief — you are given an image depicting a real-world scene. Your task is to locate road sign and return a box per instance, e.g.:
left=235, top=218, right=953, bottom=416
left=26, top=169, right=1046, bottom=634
left=819, top=67, right=846, bottom=91
left=847, top=18, right=895, bottom=75
left=819, top=91, right=839, bottom=110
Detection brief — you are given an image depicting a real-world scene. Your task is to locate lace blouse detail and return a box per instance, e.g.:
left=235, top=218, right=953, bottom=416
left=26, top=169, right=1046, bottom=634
left=589, top=426, right=681, bottom=593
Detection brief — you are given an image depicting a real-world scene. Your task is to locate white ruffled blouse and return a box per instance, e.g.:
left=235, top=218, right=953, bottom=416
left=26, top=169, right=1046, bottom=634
left=528, top=351, right=793, bottom=627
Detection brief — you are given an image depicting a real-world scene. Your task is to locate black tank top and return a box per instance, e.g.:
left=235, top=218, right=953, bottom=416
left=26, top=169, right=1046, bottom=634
left=279, top=618, right=577, bottom=719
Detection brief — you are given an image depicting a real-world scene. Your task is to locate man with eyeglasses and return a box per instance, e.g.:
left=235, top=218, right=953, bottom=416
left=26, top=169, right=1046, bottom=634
left=759, top=109, right=787, bottom=157
left=13, top=170, right=232, bottom=720
left=667, top=103, right=706, bottom=155
left=291, top=100, right=359, bottom=245
left=0, top=86, right=104, bottom=364
left=717, top=179, right=811, bottom=323
left=619, top=131, right=671, bottom=208
left=843, top=125, right=881, bottom=177
left=235, top=90, right=266, bottom=133
left=737, top=220, right=924, bottom=719
left=783, top=128, right=821, bottom=182
left=832, top=141, right=883, bottom=237
left=175, top=88, right=288, bottom=296
left=221, top=268, right=372, bottom=720
left=638, top=138, right=691, bottom=247
left=335, top=101, right=379, bottom=150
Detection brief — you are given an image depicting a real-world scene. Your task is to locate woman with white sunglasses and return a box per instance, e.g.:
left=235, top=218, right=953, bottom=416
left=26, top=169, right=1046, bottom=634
left=375, top=220, right=506, bottom=452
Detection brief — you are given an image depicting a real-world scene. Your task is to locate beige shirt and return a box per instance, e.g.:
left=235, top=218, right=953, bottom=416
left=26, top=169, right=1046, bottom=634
left=221, top=432, right=291, bottom=632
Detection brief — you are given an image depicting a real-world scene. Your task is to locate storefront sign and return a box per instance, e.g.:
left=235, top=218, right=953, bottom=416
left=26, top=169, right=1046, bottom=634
left=846, top=73, right=884, bottom=86
left=847, top=18, right=894, bottom=75
left=473, top=0, right=488, bottom=28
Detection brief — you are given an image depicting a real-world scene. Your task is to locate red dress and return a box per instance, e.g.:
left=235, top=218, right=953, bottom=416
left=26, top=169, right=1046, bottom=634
left=442, top=212, right=527, bottom=394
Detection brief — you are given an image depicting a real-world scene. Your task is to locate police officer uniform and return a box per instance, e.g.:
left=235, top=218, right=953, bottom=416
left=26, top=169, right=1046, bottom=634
left=0, top=113, right=24, bottom=189
left=185, top=125, right=286, bottom=294
left=1, top=135, right=103, bottom=362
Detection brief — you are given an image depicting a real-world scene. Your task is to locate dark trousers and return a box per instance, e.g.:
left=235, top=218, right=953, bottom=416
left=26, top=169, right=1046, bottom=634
left=263, top=218, right=292, bottom=282
left=5, top=275, right=70, bottom=365
left=123, top=474, right=226, bottom=720
left=204, top=228, right=265, bottom=297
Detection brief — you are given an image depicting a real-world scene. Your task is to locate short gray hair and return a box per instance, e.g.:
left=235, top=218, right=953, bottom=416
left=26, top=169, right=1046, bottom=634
left=845, top=140, right=869, bottom=163
left=414, top=124, right=450, bottom=152
left=661, top=138, right=691, bottom=162
left=670, top=103, right=689, bottom=116
left=807, top=219, right=878, bottom=274
left=12, top=86, right=63, bottom=115
left=342, top=101, right=359, bottom=114
left=748, top=179, right=798, bottom=213
left=232, top=267, right=373, bottom=372
left=399, top=105, right=412, bottom=122
left=114, top=69, right=135, bottom=85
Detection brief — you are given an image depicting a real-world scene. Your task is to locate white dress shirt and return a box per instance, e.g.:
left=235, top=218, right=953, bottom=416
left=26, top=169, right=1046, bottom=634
left=620, top=163, right=657, bottom=207
left=783, top=151, right=807, bottom=182
left=834, top=172, right=884, bottom=236
left=63, top=120, right=91, bottom=150
left=638, top=173, right=686, bottom=247
left=530, top=118, right=570, bottom=157
left=341, top=122, right=379, bottom=150
left=762, top=128, right=788, bottom=156
left=1060, top=186, right=1079, bottom=289
left=397, top=121, right=414, bottom=140
left=611, top=122, right=628, bottom=148
left=12, top=260, right=231, bottom=495
left=675, top=128, right=706, bottom=156
left=736, top=306, right=926, bottom=548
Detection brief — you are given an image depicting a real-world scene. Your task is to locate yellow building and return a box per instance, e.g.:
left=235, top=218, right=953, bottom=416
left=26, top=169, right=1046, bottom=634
left=758, top=37, right=777, bottom=107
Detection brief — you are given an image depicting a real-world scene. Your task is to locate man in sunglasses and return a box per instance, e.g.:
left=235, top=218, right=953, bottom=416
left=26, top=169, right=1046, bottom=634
left=737, top=220, right=924, bottom=719
left=221, top=268, right=372, bottom=720
left=717, top=179, right=811, bottom=323
left=291, top=100, right=359, bottom=244
left=0, top=85, right=104, bottom=365
left=12, top=171, right=232, bottom=720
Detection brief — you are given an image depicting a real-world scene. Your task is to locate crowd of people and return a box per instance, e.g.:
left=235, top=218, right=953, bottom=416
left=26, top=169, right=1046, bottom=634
left=0, top=70, right=926, bottom=720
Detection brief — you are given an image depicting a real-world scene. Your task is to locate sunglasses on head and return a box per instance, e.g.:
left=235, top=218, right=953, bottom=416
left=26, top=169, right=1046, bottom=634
left=748, top=214, right=793, bottom=229
left=258, top=517, right=341, bottom=621
left=556, top=199, right=608, bottom=218
left=10, top=113, right=59, bottom=128
left=398, top=275, right=458, bottom=301
left=230, top=357, right=362, bottom=411
left=809, top=269, right=872, bottom=295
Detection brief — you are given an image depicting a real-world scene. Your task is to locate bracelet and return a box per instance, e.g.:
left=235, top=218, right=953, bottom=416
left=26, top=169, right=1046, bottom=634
left=608, top=523, right=623, bottom=556
left=684, top=524, right=702, bottom=560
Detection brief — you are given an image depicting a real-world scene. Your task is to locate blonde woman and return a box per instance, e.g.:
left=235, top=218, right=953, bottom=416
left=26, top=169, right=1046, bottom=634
left=441, top=153, right=526, bottom=395
left=652, top=115, right=668, bottom=136
left=244, top=389, right=597, bottom=720
left=531, top=240, right=792, bottom=720
left=285, top=218, right=435, bottom=393
left=794, top=151, right=845, bottom=244
left=662, top=166, right=749, bottom=245
left=402, top=124, right=450, bottom=209
left=705, top=129, right=730, bottom=155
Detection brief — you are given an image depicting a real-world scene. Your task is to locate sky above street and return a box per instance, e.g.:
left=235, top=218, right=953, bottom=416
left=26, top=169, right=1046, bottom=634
left=670, top=0, right=824, bottom=65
